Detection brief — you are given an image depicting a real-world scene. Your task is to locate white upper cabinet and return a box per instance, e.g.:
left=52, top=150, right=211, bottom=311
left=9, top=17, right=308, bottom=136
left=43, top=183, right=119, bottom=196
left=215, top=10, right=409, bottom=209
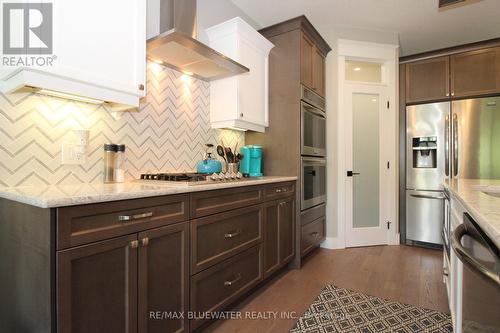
left=0, top=0, right=146, bottom=109
left=206, top=17, right=274, bottom=133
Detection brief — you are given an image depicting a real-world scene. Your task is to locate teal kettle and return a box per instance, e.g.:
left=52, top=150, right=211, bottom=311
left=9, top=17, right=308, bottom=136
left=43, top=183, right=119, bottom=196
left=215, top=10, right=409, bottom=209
left=196, top=144, right=222, bottom=174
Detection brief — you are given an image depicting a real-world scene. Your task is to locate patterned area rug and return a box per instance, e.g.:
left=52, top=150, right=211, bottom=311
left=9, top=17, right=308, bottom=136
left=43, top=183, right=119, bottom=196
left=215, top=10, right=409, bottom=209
left=290, top=285, right=453, bottom=333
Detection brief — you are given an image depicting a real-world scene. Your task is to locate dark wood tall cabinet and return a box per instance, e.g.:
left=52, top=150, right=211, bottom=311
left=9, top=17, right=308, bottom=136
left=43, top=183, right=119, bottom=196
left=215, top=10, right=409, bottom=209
left=246, top=16, right=330, bottom=267
left=405, top=56, right=450, bottom=103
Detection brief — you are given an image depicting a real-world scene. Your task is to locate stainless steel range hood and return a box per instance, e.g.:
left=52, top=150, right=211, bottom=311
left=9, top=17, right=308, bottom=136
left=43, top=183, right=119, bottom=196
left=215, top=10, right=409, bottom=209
left=146, top=0, right=249, bottom=81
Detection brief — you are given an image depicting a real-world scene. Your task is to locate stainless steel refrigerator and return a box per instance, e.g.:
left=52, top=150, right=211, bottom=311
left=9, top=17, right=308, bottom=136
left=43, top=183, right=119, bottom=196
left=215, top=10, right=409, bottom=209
left=405, top=96, right=500, bottom=246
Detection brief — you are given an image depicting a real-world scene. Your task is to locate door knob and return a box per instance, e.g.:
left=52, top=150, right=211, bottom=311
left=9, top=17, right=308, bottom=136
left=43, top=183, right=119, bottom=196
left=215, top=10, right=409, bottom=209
left=347, top=171, right=360, bottom=177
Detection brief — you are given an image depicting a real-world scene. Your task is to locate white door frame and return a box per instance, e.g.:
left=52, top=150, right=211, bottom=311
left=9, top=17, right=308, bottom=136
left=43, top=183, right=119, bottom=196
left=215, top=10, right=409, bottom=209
left=336, top=39, right=400, bottom=248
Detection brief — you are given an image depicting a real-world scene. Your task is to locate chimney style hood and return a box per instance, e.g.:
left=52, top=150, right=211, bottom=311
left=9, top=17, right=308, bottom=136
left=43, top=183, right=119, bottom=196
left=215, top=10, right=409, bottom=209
left=146, top=0, right=249, bottom=81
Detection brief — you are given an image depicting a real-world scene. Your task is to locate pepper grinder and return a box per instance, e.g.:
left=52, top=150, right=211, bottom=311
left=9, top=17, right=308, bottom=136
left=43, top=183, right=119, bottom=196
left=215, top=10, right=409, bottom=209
left=103, top=143, right=118, bottom=183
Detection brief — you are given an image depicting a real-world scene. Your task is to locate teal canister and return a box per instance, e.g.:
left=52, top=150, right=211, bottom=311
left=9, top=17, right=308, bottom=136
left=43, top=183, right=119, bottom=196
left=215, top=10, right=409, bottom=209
left=240, top=145, right=263, bottom=177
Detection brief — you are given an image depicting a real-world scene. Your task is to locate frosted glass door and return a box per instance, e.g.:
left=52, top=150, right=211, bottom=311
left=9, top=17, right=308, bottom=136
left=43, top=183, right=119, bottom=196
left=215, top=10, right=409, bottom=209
left=352, top=93, right=380, bottom=229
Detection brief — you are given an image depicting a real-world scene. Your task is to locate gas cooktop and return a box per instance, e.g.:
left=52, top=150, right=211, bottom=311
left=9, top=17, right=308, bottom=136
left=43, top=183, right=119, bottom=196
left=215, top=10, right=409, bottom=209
left=140, top=173, right=208, bottom=182
left=139, top=172, right=245, bottom=185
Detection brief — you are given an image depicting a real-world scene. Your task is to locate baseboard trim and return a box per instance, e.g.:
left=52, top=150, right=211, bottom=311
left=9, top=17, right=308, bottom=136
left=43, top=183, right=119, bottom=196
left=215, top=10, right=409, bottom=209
left=321, top=236, right=345, bottom=249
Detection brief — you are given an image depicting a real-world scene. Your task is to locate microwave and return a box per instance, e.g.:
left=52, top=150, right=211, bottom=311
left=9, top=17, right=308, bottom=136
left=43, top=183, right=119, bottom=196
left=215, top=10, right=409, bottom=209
left=301, top=86, right=326, bottom=157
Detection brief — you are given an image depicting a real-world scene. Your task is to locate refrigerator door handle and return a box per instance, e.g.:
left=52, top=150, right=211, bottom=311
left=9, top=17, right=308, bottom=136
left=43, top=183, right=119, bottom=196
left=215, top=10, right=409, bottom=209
left=452, top=113, right=459, bottom=177
left=445, top=114, right=450, bottom=177
left=409, top=193, right=445, bottom=200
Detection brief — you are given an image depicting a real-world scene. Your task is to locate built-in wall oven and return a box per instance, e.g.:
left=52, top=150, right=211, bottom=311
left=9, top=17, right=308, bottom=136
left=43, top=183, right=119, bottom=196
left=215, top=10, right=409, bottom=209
left=301, top=157, right=326, bottom=210
left=301, top=86, right=326, bottom=157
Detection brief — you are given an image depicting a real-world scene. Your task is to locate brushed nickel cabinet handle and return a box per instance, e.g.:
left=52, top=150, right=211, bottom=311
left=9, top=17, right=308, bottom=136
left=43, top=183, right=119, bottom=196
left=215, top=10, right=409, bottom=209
left=310, top=231, right=320, bottom=237
left=130, top=240, right=139, bottom=249
left=275, top=188, right=282, bottom=193
left=119, top=211, right=153, bottom=222
left=224, top=230, right=240, bottom=239
left=224, top=273, right=242, bottom=286
left=141, top=237, right=149, bottom=247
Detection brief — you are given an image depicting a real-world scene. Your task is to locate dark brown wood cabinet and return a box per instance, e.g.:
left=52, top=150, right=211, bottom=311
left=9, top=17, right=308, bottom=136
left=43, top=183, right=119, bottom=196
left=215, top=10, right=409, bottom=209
left=1, top=181, right=296, bottom=333
left=57, top=234, right=138, bottom=333
left=450, top=46, right=500, bottom=98
left=312, top=47, right=326, bottom=96
left=403, top=44, right=500, bottom=104
left=300, top=32, right=326, bottom=97
left=405, top=56, right=450, bottom=104
left=263, top=197, right=294, bottom=277
left=138, top=222, right=189, bottom=333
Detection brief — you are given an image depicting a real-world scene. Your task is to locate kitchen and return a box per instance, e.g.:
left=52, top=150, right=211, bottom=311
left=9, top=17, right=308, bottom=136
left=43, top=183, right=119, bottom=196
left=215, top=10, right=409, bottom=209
left=0, top=0, right=499, bottom=332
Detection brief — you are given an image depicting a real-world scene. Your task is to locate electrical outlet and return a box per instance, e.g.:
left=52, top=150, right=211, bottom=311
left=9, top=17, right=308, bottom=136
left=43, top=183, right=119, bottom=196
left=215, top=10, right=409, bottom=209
left=61, top=143, right=86, bottom=165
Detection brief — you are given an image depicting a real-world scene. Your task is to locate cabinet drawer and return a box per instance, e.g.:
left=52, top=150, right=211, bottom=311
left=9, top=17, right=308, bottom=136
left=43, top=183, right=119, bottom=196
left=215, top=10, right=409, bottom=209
left=300, top=203, right=325, bottom=226
left=301, top=216, right=325, bottom=257
left=57, top=195, right=189, bottom=250
left=190, top=186, right=263, bottom=218
left=191, top=205, right=263, bottom=273
left=264, top=182, right=295, bottom=201
left=190, top=245, right=262, bottom=331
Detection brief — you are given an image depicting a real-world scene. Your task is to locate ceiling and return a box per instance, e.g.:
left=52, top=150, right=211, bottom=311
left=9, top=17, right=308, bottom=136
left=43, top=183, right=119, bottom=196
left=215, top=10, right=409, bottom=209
left=231, top=0, right=500, bottom=56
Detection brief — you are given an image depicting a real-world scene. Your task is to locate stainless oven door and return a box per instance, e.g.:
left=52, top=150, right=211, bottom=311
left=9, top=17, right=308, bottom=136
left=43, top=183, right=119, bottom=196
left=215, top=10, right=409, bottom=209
left=301, top=101, right=326, bottom=157
left=301, top=157, right=326, bottom=210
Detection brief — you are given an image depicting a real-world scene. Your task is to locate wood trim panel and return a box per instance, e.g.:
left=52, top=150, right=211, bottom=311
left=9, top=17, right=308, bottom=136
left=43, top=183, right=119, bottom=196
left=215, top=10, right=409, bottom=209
left=400, top=37, right=500, bottom=63
left=57, top=194, right=189, bottom=250
left=190, top=185, right=263, bottom=218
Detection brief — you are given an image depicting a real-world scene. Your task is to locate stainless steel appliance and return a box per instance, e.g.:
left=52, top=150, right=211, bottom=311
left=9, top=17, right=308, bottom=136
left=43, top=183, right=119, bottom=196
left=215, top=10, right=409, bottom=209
left=405, top=96, right=500, bottom=246
left=452, top=213, right=500, bottom=332
left=146, top=0, right=248, bottom=81
left=301, top=157, right=326, bottom=210
left=301, top=85, right=326, bottom=157
left=139, top=172, right=244, bottom=185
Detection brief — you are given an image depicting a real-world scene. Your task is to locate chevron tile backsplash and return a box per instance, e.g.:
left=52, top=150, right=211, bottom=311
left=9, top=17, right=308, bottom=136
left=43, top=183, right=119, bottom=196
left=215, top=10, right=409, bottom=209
left=0, top=62, right=244, bottom=187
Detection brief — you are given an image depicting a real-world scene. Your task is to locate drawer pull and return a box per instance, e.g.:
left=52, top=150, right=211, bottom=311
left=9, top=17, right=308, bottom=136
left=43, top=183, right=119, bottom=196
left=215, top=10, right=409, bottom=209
left=118, top=211, right=153, bottom=222
left=282, top=188, right=287, bottom=192
left=310, top=231, right=320, bottom=237
left=224, top=230, right=240, bottom=239
left=130, top=240, right=139, bottom=249
left=224, top=273, right=242, bottom=287
left=275, top=188, right=282, bottom=193
left=141, top=237, right=149, bottom=247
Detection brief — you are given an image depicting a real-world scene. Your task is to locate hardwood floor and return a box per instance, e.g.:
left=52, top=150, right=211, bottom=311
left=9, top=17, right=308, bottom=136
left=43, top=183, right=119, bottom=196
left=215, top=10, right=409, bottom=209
left=203, top=245, right=448, bottom=333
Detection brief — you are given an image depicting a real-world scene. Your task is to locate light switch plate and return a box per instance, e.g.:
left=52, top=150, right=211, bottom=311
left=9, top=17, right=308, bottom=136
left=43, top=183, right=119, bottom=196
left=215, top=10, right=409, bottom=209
left=61, top=143, right=86, bottom=165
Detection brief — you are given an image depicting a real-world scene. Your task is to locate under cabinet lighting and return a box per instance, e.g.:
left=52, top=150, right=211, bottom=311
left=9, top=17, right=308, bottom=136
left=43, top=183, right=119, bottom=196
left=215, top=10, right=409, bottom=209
left=353, top=67, right=361, bottom=71
left=37, top=89, right=105, bottom=104
left=227, top=126, right=247, bottom=132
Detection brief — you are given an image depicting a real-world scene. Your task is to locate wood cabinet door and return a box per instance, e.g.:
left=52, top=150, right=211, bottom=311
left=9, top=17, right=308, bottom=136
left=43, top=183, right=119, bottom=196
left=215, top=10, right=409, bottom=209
left=300, top=32, right=314, bottom=89
left=138, top=222, right=189, bottom=333
left=451, top=47, right=500, bottom=98
left=405, top=56, right=450, bottom=103
left=312, top=48, right=326, bottom=97
left=263, top=202, right=280, bottom=277
left=57, top=235, right=138, bottom=333
left=278, top=197, right=295, bottom=264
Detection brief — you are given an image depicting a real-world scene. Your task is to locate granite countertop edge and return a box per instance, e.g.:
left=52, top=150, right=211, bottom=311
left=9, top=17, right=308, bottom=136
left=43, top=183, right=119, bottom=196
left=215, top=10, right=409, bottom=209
left=443, top=179, right=500, bottom=249
left=0, top=176, right=298, bottom=209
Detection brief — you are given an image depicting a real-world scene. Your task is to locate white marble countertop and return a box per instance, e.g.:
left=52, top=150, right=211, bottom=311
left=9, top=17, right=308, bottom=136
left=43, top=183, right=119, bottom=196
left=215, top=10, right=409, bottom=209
left=444, top=179, right=500, bottom=249
left=0, top=176, right=297, bottom=209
